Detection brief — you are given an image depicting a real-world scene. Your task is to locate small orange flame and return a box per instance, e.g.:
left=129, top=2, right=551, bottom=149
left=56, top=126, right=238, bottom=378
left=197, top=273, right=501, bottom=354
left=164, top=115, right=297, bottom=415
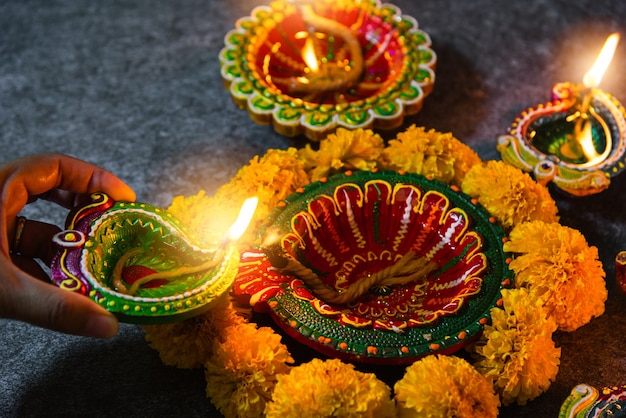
left=583, top=33, right=620, bottom=88
left=302, top=36, right=319, bottom=73
left=227, top=197, right=258, bottom=241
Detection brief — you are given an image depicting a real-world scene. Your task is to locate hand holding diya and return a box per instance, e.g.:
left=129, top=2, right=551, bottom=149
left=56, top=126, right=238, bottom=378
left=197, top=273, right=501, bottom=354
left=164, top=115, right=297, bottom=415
left=498, top=33, right=626, bottom=196
left=51, top=193, right=257, bottom=324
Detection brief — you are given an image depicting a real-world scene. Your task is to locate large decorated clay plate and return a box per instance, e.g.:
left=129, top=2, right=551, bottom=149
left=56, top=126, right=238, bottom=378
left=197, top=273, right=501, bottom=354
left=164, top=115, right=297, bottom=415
left=220, top=0, right=436, bottom=141
left=50, top=193, right=239, bottom=324
left=234, top=170, right=513, bottom=364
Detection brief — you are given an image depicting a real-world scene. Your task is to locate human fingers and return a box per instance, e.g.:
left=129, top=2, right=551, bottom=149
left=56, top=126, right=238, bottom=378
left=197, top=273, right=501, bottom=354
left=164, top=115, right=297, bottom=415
left=0, top=258, right=119, bottom=338
left=11, top=219, right=61, bottom=265
left=1, top=153, right=136, bottom=220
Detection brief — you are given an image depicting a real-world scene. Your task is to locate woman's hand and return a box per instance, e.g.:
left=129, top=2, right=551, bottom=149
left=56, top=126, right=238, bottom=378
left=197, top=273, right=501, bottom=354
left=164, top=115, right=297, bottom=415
left=0, top=153, right=136, bottom=337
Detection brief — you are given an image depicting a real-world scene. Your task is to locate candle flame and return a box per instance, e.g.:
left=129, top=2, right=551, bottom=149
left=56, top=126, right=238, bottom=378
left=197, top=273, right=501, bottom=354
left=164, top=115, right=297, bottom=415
left=302, top=36, right=319, bottom=72
left=578, top=121, right=598, bottom=161
left=227, top=197, right=258, bottom=241
left=583, top=33, right=620, bottom=88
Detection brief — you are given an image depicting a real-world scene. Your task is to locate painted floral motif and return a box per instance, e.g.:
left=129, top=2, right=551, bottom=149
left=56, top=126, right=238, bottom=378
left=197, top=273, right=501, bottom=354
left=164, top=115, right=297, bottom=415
left=234, top=170, right=512, bottom=363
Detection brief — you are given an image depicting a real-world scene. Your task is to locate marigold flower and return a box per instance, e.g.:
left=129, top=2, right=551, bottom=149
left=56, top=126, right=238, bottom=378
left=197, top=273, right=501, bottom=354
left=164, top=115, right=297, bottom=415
left=265, top=358, right=395, bottom=418
left=461, top=160, right=559, bottom=229
left=472, top=288, right=561, bottom=406
left=378, top=125, right=481, bottom=187
left=216, top=147, right=310, bottom=246
left=394, top=354, right=500, bottom=417
left=142, top=295, right=246, bottom=369
left=205, top=323, right=294, bottom=418
left=503, top=221, right=607, bottom=331
left=298, top=128, right=384, bottom=181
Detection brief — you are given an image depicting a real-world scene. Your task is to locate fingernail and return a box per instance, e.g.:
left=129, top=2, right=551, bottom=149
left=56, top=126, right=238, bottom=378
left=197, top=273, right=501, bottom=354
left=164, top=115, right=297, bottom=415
left=83, top=313, right=119, bottom=338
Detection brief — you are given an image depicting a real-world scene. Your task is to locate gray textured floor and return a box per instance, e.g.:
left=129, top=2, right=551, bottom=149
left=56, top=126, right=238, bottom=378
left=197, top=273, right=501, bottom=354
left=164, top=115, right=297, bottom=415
left=2, top=0, right=626, bottom=416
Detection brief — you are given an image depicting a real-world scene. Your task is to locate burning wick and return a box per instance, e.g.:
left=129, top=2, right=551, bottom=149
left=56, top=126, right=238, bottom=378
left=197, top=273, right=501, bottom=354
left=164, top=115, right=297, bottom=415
left=562, top=33, right=620, bottom=166
left=285, top=0, right=364, bottom=93
left=112, top=197, right=258, bottom=295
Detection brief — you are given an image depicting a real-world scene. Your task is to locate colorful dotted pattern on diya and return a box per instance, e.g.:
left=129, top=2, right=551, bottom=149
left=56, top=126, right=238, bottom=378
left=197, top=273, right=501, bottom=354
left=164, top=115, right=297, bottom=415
left=219, top=0, right=436, bottom=141
left=559, top=383, right=626, bottom=418
left=497, top=82, right=626, bottom=196
left=50, top=193, right=239, bottom=324
left=235, top=171, right=513, bottom=364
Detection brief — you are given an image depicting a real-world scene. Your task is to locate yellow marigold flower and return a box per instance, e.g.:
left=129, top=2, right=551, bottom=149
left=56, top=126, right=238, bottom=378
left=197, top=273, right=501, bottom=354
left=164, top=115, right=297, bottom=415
left=217, top=148, right=310, bottom=246
left=472, top=288, right=561, bottom=406
left=205, top=323, right=294, bottom=418
left=265, top=358, right=395, bottom=418
left=142, top=295, right=246, bottom=369
left=168, top=190, right=236, bottom=246
left=503, top=221, right=607, bottom=331
left=394, top=354, right=499, bottom=418
left=168, top=148, right=309, bottom=249
left=461, top=161, right=559, bottom=229
left=378, top=125, right=481, bottom=187
left=298, top=128, right=384, bottom=181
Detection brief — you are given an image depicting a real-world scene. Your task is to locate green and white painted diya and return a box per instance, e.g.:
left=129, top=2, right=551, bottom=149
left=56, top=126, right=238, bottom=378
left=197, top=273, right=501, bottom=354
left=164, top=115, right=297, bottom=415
left=219, top=0, right=436, bottom=141
left=50, top=193, right=245, bottom=324
left=498, top=34, right=626, bottom=196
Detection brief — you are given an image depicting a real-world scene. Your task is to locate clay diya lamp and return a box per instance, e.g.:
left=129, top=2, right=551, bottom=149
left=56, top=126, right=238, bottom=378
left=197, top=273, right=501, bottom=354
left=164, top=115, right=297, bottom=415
left=51, top=193, right=257, bottom=324
left=559, top=383, right=626, bottom=417
left=234, top=170, right=513, bottom=365
left=219, top=0, right=436, bottom=141
left=498, top=33, right=626, bottom=196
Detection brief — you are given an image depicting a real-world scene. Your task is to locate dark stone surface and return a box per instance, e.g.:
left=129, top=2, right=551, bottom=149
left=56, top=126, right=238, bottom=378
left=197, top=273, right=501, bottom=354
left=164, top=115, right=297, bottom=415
left=1, top=0, right=626, bottom=416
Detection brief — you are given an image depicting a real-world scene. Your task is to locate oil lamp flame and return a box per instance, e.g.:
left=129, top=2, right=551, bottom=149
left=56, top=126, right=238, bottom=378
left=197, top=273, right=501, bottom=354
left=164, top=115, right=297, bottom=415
left=302, top=36, right=319, bottom=72
left=227, top=197, right=258, bottom=241
left=583, top=33, right=620, bottom=88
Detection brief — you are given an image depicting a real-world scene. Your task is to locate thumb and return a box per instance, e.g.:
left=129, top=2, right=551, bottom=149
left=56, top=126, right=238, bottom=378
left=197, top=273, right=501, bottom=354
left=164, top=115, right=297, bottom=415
left=1, top=265, right=119, bottom=338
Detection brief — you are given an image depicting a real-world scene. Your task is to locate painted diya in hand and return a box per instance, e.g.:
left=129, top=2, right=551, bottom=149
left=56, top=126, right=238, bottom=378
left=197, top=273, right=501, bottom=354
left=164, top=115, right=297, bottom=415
left=234, top=171, right=513, bottom=364
left=219, top=0, right=436, bottom=141
left=50, top=193, right=241, bottom=324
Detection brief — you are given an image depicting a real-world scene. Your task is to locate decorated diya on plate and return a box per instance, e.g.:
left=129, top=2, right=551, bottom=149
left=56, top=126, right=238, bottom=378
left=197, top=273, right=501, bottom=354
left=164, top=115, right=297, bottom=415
left=234, top=170, right=513, bottom=364
left=50, top=193, right=241, bottom=324
left=219, top=0, right=436, bottom=141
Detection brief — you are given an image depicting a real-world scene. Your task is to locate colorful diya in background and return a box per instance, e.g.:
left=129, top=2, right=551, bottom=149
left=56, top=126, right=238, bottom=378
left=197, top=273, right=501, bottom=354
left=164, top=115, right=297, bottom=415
left=219, top=0, right=436, bottom=141
left=234, top=170, right=513, bottom=364
left=50, top=193, right=257, bottom=324
left=498, top=33, right=626, bottom=196
left=616, top=251, right=626, bottom=294
left=559, top=383, right=626, bottom=417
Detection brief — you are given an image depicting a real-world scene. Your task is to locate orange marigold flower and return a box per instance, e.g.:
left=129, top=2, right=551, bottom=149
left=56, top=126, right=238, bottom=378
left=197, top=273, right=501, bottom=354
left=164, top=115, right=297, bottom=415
left=298, top=128, right=384, bottom=181
left=205, top=323, right=294, bottom=418
left=168, top=148, right=309, bottom=248
left=265, top=358, right=395, bottom=418
left=378, top=125, right=481, bottom=187
left=503, top=221, right=607, bottom=331
left=461, top=160, right=559, bottom=229
left=472, top=288, right=561, bottom=406
left=142, top=295, right=246, bottom=369
left=394, top=354, right=500, bottom=417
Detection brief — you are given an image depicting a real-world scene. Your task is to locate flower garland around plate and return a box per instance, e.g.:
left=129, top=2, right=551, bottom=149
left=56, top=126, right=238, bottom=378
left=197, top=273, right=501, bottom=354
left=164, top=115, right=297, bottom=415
left=142, top=126, right=607, bottom=418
